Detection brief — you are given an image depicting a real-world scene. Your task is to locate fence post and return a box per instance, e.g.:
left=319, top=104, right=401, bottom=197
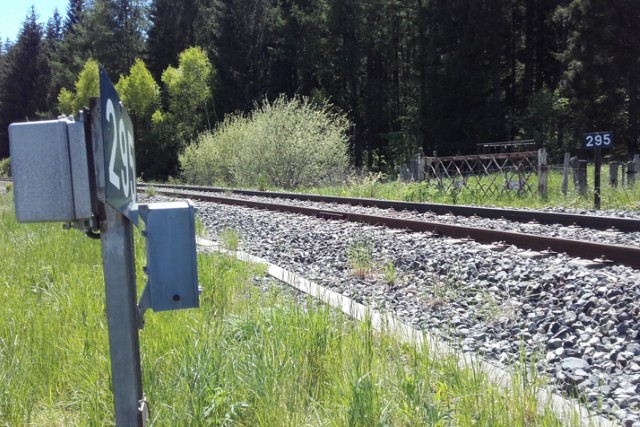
left=622, top=163, right=627, bottom=186
left=562, top=152, right=571, bottom=196
left=537, top=149, right=548, bottom=199
left=577, top=160, right=588, bottom=196
left=609, top=162, right=619, bottom=187
left=416, top=152, right=424, bottom=181
left=628, top=160, right=636, bottom=187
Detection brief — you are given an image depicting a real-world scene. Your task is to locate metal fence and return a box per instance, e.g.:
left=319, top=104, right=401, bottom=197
left=399, top=150, right=541, bottom=199
left=400, top=150, right=640, bottom=203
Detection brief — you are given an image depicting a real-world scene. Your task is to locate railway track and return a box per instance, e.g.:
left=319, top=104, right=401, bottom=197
left=146, top=185, right=640, bottom=270
left=147, top=183, right=640, bottom=232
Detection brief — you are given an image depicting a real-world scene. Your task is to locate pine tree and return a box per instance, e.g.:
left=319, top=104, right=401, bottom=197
left=43, top=8, right=65, bottom=113
left=211, top=0, right=274, bottom=114
left=324, top=0, right=364, bottom=165
left=53, top=0, right=90, bottom=100
left=146, top=0, right=199, bottom=80
left=0, top=7, right=51, bottom=157
left=421, top=0, right=510, bottom=155
left=113, top=0, right=147, bottom=75
left=557, top=0, right=639, bottom=153
left=64, top=0, right=85, bottom=34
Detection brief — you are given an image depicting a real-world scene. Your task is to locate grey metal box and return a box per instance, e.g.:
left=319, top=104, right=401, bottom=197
left=9, top=118, right=93, bottom=223
left=139, top=201, right=199, bottom=312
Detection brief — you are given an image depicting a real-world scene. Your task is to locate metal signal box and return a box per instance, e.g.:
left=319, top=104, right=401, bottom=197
left=9, top=116, right=93, bottom=224
left=138, top=201, right=200, bottom=314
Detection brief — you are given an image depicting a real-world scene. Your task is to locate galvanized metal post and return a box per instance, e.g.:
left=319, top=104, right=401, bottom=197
left=90, top=98, right=145, bottom=427
left=594, top=148, right=601, bottom=209
left=100, top=205, right=145, bottom=426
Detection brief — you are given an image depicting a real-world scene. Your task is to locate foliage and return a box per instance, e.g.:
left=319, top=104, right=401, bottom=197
left=115, top=58, right=165, bottom=179
left=2, top=0, right=640, bottom=175
left=74, top=0, right=148, bottom=77
left=115, top=58, right=160, bottom=120
left=161, top=46, right=214, bottom=145
left=142, top=108, right=184, bottom=179
left=347, top=234, right=375, bottom=278
left=218, top=228, right=240, bottom=252
left=180, top=95, right=350, bottom=189
left=57, top=58, right=99, bottom=115
left=519, top=89, right=569, bottom=156
left=57, top=87, right=75, bottom=115
left=0, top=157, right=10, bottom=177
left=382, top=260, right=397, bottom=286
left=0, top=7, right=50, bottom=158
left=146, top=0, right=200, bottom=80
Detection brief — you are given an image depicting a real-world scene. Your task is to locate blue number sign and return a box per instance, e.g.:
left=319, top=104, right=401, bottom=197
left=583, top=131, right=613, bottom=150
left=100, top=68, right=137, bottom=223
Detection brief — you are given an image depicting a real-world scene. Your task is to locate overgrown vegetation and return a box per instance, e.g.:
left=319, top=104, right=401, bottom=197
left=300, top=167, right=640, bottom=210
left=0, top=158, right=10, bottom=177
left=0, top=192, right=582, bottom=426
left=218, top=227, right=239, bottom=252
left=180, top=95, right=350, bottom=189
left=347, top=234, right=375, bottom=278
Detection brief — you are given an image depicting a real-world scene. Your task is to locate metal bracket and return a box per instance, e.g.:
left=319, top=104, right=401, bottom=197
left=138, top=396, right=149, bottom=426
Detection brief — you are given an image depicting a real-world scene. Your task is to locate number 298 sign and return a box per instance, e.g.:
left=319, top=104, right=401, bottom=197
left=100, top=68, right=137, bottom=222
left=583, top=131, right=613, bottom=150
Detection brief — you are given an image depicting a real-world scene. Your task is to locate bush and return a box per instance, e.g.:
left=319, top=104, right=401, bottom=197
left=0, top=157, right=10, bottom=177
left=180, top=95, right=351, bottom=189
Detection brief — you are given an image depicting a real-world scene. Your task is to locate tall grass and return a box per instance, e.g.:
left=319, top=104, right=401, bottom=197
left=302, top=167, right=640, bottom=209
left=0, top=192, right=582, bottom=426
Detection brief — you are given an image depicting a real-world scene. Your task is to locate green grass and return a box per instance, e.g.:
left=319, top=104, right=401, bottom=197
left=0, top=192, right=585, bottom=426
left=347, top=234, right=374, bottom=278
left=299, top=168, right=640, bottom=210
left=218, top=227, right=240, bottom=252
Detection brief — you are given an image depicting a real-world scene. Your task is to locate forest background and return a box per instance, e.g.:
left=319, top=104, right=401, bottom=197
left=0, top=0, right=638, bottom=180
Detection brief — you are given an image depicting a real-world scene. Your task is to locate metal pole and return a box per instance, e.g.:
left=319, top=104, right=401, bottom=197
left=91, top=98, right=145, bottom=427
left=594, top=148, right=601, bottom=209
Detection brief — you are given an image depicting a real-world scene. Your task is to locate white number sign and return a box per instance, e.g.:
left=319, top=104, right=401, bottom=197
left=100, top=68, right=137, bottom=222
left=583, top=131, right=613, bottom=150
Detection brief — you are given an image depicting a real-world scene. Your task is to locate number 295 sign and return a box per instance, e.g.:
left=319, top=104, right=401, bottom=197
left=100, top=68, right=137, bottom=222
left=583, top=131, right=613, bottom=150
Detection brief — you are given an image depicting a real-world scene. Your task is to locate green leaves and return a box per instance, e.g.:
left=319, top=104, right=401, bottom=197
left=162, top=46, right=214, bottom=143
left=56, top=58, right=99, bottom=115
left=115, top=58, right=160, bottom=120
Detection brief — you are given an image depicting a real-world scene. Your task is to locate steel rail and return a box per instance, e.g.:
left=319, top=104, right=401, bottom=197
left=157, top=188, right=640, bottom=270
left=146, top=183, right=640, bottom=232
